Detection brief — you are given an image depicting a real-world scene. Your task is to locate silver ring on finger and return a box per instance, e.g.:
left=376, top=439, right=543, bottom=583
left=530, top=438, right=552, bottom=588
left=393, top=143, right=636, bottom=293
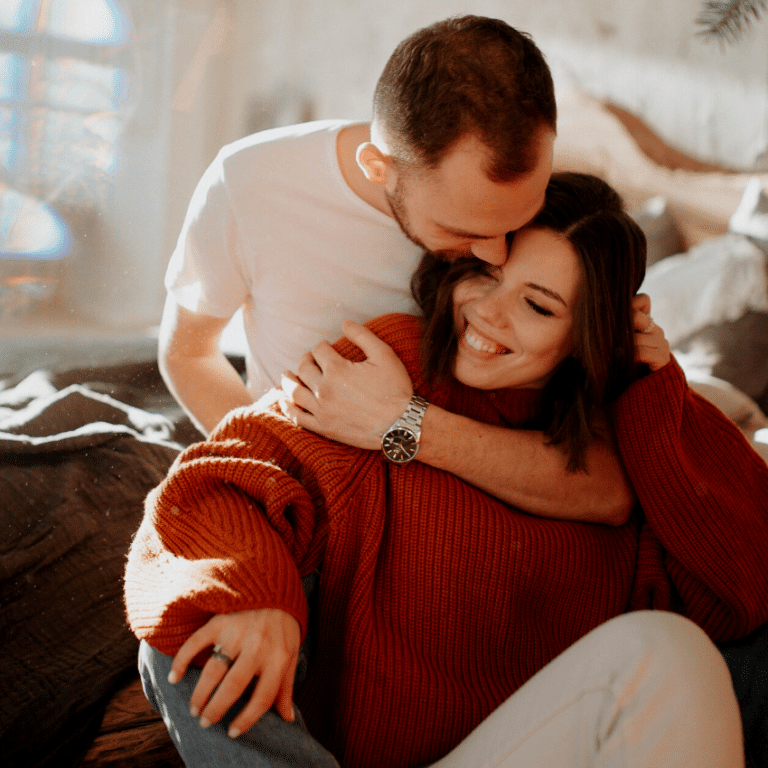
left=211, top=644, right=235, bottom=668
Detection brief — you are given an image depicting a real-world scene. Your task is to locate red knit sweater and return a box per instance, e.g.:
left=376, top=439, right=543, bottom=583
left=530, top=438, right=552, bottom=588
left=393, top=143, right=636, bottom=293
left=124, top=313, right=768, bottom=768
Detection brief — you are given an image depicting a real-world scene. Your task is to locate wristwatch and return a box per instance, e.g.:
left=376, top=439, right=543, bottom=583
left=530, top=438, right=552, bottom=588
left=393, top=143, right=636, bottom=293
left=381, top=395, right=429, bottom=465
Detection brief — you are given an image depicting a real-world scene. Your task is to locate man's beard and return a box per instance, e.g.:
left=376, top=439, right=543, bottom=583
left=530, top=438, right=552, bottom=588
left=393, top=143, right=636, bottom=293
left=385, top=181, right=426, bottom=250
left=385, top=180, right=470, bottom=262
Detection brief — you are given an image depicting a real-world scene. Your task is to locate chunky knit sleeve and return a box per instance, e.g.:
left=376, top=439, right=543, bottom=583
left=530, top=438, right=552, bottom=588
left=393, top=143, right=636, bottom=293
left=612, top=357, right=768, bottom=640
left=124, top=397, right=370, bottom=656
left=125, top=313, right=417, bottom=656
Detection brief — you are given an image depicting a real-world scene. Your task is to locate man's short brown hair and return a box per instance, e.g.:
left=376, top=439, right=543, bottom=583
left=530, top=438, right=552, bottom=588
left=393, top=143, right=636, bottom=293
left=373, top=15, right=557, bottom=181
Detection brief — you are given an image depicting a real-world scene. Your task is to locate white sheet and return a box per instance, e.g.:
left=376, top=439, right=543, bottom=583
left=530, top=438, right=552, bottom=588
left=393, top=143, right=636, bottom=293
left=639, top=233, right=768, bottom=346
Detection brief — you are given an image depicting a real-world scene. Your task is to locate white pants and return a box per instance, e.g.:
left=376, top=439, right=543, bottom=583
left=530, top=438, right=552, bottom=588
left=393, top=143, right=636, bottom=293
left=430, top=611, right=744, bottom=768
left=141, top=611, right=744, bottom=768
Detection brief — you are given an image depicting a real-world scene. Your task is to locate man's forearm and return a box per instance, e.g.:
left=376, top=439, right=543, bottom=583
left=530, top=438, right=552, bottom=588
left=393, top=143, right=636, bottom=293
left=417, top=405, right=635, bottom=524
left=160, top=352, right=255, bottom=436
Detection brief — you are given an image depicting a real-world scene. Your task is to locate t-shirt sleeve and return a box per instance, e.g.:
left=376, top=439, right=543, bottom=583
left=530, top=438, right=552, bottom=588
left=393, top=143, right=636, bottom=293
left=165, top=150, right=250, bottom=318
left=612, top=356, right=768, bottom=639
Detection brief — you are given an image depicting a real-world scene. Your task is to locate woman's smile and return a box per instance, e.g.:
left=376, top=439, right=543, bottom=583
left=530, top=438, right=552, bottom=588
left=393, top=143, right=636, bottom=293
left=461, top=321, right=512, bottom=355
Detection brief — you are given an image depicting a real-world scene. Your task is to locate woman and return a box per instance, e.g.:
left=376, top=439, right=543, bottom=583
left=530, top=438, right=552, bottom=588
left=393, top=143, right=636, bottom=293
left=125, top=173, right=768, bottom=768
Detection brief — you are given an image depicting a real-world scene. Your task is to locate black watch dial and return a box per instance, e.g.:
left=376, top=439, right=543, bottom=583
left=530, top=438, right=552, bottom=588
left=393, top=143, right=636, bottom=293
left=382, top=427, right=419, bottom=464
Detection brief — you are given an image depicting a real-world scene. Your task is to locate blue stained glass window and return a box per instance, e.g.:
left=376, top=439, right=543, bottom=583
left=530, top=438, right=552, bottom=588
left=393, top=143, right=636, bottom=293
left=0, top=53, right=27, bottom=101
left=0, top=1, right=38, bottom=33
left=0, top=184, right=73, bottom=260
left=43, top=57, right=126, bottom=112
left=0, top=0, right=130, bottom=276
left=47, top=0, right=130, bottom=45
left=0, top=107, right=22, bottom=173
left=0, top=0, right=131, bottom=206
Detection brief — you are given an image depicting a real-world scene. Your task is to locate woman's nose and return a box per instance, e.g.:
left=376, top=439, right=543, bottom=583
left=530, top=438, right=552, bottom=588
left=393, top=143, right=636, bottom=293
left=470, top=236, right=508, bottom=266
left=473, top=286, right=509, bottom=328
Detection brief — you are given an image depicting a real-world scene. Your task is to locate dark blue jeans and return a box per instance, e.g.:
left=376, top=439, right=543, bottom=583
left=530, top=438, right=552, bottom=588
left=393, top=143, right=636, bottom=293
left=138, top=640, right=339, bottom=768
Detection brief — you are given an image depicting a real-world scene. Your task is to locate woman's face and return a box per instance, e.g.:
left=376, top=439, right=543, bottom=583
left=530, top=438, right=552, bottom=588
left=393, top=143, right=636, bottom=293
left=451, top=227, right=582, bottom=391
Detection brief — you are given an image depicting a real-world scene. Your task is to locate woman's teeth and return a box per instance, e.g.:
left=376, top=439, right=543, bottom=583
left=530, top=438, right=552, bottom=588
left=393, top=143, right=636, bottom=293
left=464, top=325, right=511, bottom=355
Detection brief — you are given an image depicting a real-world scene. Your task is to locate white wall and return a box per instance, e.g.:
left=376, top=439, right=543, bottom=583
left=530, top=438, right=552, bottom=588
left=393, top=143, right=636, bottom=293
left=225, top=0, right=768, bottom=169
left=54, top=0, right=768, bottom=331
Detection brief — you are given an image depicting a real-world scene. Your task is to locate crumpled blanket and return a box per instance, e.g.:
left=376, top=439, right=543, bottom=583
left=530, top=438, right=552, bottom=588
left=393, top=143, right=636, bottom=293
left=0, top=370, right=182, bottom=768
left=640, top=233, right=768, bottom=346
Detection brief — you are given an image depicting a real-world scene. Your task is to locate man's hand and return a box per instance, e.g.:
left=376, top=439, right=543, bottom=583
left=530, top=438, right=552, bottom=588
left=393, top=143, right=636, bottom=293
left=632, top=294, right=671, bottom=372
left=280, top=320, right=413, bottom=450
left=168, top=608, right=301, bottom=738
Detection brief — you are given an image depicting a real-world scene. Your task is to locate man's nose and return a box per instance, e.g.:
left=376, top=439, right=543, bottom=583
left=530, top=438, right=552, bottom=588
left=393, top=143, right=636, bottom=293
left=470, top=236, right=508, bottom=266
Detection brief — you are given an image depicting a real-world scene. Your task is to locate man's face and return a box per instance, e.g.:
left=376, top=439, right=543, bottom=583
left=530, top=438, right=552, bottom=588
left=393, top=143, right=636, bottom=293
left=385, top=130, right=554, bottom=265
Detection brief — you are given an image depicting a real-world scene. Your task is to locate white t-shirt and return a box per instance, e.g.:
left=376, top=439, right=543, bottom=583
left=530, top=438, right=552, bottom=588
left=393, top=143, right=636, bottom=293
left=166, top=120, right=423, bottom=397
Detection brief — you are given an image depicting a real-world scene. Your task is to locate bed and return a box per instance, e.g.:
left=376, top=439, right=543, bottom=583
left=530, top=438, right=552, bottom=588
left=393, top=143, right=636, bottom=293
left=2, top=91, right=768, bottom=768
left=0, top=360, right=199, bottom=768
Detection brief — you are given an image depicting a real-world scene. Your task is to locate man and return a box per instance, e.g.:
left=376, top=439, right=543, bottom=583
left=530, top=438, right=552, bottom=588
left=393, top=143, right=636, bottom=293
left=158, top=15, right=633, bottom=525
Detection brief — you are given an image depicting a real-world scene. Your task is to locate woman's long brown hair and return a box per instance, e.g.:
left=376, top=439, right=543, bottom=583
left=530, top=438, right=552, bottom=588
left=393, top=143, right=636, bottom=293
left=411, top=172, right=648, bottom=472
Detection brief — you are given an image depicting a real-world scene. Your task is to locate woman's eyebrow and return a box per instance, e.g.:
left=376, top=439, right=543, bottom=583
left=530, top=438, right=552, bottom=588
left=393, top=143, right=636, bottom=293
left=525, top=282, right=567, bottom=307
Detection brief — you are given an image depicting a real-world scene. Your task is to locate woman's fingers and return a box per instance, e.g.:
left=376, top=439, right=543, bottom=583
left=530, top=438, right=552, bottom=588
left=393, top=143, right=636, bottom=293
left=632, top=309, right=654, bottom=335
left=182, top=621, right=244, bottom=719
left=635, top=324, right=671, bottom=371
left=227, top=657, right=297, bottom=737
left=632, top=292, right=651, bottom=316
left=273, top=669, right=297, bottom=722
left=191, top=653, right=240, bottom=721
left=169, top=609, right=301, bottom=736
left=197, top=653, right=256, bottom=726
left=169, top=618, right=221, bottom=684
left=630, top=295, right=670, bottom=371
left=631, top=293, right=655, bottom=334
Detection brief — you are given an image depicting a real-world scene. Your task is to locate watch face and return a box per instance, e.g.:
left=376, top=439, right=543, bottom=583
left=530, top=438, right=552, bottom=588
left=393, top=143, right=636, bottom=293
left=382, top=427, right=419, bottom=464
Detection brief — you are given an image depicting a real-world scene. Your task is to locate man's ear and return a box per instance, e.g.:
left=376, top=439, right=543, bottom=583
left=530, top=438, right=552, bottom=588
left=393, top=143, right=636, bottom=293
left=356, top=142, right=391, bottom=186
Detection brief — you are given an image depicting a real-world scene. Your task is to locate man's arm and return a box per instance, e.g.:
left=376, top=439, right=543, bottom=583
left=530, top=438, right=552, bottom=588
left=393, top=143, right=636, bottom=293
left=158, top=295, right=255, bottom=435
left=281, top=320, right=634, bottom=525
left=417, top=406, right=632, bottom=524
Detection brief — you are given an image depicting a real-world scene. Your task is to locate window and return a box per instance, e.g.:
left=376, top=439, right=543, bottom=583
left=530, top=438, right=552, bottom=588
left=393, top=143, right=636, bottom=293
left=0, top=0, right=132, bottom=209
left=0, top=0, right=131, bottom=318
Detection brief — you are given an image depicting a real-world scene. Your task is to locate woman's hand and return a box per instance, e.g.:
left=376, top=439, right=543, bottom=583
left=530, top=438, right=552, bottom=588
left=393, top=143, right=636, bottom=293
left=168, top=608, right=301, bottom=738
left=632, top=294, right=671, bottom=372
left=280, top=320, right=413, bottom=449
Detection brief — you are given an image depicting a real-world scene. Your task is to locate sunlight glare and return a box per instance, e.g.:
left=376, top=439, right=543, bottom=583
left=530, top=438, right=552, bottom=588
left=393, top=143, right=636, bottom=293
left=0, top=1, right=37, bottom=32
left=47, top=0, right=129, bottom=45
left=0, top=184, right=73, bottom=260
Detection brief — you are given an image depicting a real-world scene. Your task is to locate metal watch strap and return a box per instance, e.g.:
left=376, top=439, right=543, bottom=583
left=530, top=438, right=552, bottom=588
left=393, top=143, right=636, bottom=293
left=381, top=394, right=430, bottom=465
left=395, top=395, right=429, bottom=432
